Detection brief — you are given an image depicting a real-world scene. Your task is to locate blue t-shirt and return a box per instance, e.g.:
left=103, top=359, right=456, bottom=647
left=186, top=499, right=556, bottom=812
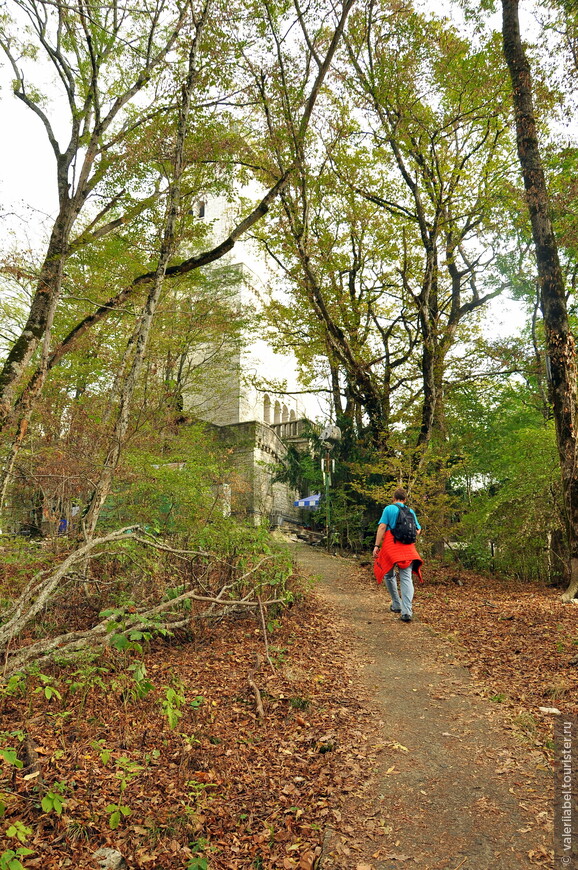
left=378, top=502, right=421, bottom=532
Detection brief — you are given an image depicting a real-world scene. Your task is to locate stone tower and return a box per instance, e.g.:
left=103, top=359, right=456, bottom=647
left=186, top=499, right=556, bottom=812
left=183, top=194, right=309, bottom=524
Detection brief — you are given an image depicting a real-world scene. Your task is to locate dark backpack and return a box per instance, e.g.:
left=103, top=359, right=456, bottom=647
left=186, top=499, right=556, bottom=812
left=393, top=504, right=417, bottom=545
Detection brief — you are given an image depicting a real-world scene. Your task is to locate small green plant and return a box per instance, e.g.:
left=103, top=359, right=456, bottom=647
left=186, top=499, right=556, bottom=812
left=101, top=607, right=151, bottom=654
left=489, top=693, right=507, bottom=703
left=0, top=848, right=34, bottom=870
left=33, top=675, right=61, bottom=702
left=91, top=739, right=111, bottom=765
left=187, top=838, right=209, bottom=870
left=66, top=662, right=110, bottom=711
left=164, top=585, right=192, bottom=613
left=110, top=631, right=149, bottom=654
left=289, top=696, right=309, bottom=710
left=179, top=734, right=201, bottom=753
left=101, top=606, right=171, bottom=655
left=4, top=823, right=31, bottom=844
left=0, top=750, right=22, bottom=770
left=115, top=756, right=145, bottom=793
left=41, top=782, right=67, bottom=815
left=126, top=661, right=154, bottom=700
left=268, top=645, right=287, bottom=665
left=144, top=748, right=161, bottom=764
left=0, top=819, right=34, bottom=869
left=161, top=685, right=187, bottom=730
left=99, top=754, right=143, bottom=829
left=186, top=778, right=214, bottom=800
left=105, top=802, right=132, bottom=829
left=0, top=674, right=27, bottom=699
left=266, top=617, right=281, bottom=634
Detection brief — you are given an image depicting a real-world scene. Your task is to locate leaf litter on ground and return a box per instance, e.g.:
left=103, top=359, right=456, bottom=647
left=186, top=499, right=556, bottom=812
left=0, top=551, right=569, bottom=868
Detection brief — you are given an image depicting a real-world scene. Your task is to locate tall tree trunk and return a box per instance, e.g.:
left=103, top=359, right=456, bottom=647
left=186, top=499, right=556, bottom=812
left=417, top=244, right=441, bottom=448
left=419, top=332, right=437, bottom=446
left=0, top=209, right=73, bottom=422
left=83, top=13, right=207, bottom=538
left=329, top=357, right=344, bottom=419
left=502, top=0, right=578, bottom=599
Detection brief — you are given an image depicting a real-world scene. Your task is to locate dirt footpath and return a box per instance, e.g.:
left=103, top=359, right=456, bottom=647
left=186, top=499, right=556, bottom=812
left=290, top=543, right=552, bottom=870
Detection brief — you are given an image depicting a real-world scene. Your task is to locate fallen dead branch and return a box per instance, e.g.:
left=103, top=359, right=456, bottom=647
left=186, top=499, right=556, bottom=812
left=0, top=528, right=291, bottom=677
left=0, top=527, right=139, bottom=648
left=257, top=594, right=275, bottom=672
left=248, top=654, right=265, bottom=719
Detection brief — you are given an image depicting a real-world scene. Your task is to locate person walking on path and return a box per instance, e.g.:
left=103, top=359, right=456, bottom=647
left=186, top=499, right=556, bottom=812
left=372, top=488, right=423, bottom=622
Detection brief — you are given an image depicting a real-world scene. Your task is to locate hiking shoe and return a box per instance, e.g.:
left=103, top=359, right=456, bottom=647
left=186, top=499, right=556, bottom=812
left=400, top=614, right=412, bottom=622
left=389, top=605, right=401, bottom=613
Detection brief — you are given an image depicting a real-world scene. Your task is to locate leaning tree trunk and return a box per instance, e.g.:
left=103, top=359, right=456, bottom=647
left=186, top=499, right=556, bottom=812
left=0, top=207, right=73, bottom=425
left=502, top=0, right=578, bottom=600
left=82, top=16, right=205, bottom=540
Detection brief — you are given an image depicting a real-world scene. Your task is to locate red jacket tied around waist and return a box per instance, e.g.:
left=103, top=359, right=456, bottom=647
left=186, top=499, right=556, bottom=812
left=373, top=530, right=423, bottom=585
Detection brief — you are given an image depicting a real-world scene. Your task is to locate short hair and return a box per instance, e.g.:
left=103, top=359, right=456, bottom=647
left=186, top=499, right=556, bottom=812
left=393, top=487, right=407, bottom=502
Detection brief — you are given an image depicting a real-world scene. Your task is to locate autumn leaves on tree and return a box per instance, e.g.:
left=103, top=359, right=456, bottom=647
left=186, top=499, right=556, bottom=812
left=1, top=0, right=578, bottom=602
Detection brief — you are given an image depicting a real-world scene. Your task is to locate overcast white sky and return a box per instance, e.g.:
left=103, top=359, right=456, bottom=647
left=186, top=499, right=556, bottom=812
left=0, top=0, right=567, bottom=351
left=0, top=0, right=560, bottom=238
left=0, top=0, right=536, bottom=236
left=0, top=84, right=59, bottom=246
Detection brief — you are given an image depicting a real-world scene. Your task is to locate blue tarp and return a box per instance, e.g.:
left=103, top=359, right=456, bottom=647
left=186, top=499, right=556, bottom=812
left=294, top=493, right=321, bottom=509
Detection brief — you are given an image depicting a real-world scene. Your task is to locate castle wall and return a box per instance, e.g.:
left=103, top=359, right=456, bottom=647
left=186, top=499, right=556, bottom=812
left=214, top=421, right=300, bottom=524
left=183, top=194, right=312, bottom=524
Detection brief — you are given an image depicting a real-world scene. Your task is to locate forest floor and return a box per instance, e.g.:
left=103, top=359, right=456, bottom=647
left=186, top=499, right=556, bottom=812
left=1, top=539, right=575, bottom=869
left=291, top=543, right=565, bottom=870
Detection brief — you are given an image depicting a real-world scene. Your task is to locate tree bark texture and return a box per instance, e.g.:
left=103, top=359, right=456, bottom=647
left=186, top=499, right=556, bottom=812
left=0, top=210, right=73, bottom=421
left=502, top=0, right=578, bottom=599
